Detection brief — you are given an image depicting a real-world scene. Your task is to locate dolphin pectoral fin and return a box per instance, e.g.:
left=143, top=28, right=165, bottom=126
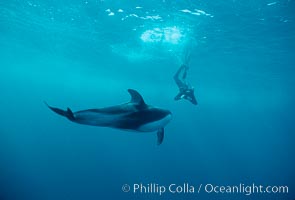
left=157, top=128, right=164, bottom=145
left=44, top=102, right=75, bottom=121
left=127, top=89, right=146, bottom=108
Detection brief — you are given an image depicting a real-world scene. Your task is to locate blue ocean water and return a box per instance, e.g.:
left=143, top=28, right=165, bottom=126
left=1, top=0, right=295, bottom=199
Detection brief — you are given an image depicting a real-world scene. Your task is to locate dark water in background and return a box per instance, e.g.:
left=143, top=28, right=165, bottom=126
left=0, top=0, right=295, bottom=199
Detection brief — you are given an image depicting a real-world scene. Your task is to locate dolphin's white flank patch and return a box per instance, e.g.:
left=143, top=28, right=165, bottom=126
left=137, top=114, right=172, bottom=132
left=74, top=111, right=124, bottom=126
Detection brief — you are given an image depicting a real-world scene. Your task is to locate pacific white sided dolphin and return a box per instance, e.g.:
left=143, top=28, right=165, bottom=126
left=45, top=89, right=172, bottom=145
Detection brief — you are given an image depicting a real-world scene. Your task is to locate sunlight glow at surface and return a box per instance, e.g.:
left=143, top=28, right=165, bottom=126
left=140, top=27, right=183, bottom=44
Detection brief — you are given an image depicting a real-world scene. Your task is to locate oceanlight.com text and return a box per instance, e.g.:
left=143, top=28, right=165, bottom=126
left=122, top=182, right=289, bottom=196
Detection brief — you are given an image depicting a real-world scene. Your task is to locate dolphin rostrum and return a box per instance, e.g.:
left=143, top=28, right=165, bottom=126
left=45, top=89, right=172, bottom=145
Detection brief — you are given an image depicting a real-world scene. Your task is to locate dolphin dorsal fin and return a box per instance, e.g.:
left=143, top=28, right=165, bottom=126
left=127, top=89, right=146, bottom=107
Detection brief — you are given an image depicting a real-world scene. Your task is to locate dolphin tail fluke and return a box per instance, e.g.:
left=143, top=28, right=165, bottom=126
left=44, top=102, right=75, bottom=121
left=157, top=128, right=164, bottom=145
